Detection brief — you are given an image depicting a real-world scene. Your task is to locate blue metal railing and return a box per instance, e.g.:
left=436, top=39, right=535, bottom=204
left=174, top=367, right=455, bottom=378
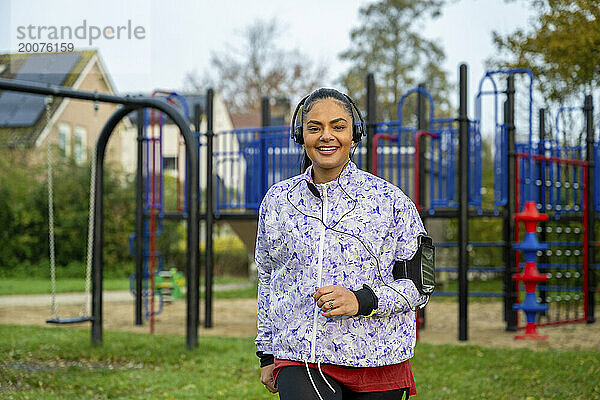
left=208, top=87, right=483, bottom=213
left=213, top=126, right=302, bottom=211
left=515, top=142, right=587, bottom=215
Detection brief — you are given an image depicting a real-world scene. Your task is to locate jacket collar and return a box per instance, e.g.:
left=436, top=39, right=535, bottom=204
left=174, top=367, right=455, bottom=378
left=289, top=160, right=359, bottom=220
left=303, top=159, right=358, bottom=189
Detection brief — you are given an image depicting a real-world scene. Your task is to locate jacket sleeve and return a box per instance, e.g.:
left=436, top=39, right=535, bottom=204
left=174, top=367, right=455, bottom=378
left=254, top=194, right=275, bottom=353
left=370, top=197, right=428, bottom=316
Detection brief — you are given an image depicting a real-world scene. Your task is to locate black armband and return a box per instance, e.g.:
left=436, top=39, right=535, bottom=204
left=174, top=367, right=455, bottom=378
left=352, top=284, right=379, bottom=316
left=256, top=351, right=274, bottom=367
left=393, top=235, right=436, bottom=295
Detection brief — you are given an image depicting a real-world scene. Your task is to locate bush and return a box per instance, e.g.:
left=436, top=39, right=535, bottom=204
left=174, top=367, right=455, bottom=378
left=0, top=149, right=135, bottom=276
left=0, top=149, right=250, bottom=279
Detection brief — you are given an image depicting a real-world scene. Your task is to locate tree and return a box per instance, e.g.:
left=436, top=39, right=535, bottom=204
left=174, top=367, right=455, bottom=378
left=185, top=18, right=328, bottom=114
left=491, top=0, right=600, bottom=103
left=0, top=147, right=135, bottom=277
left=338, top=0, right=453, bottom=122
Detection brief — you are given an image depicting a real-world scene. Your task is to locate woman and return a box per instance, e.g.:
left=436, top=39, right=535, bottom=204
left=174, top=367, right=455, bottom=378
left=255, top=88, right=428, bottom=399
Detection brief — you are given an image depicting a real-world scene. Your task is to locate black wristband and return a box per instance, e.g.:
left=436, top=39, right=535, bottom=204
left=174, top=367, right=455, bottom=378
left=256, top=351, right=274, bottom=367
left=351, top=284, right=378, bottom=316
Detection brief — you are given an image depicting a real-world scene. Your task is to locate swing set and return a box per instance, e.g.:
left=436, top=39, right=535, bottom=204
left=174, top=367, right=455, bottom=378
left=45, top=96, right=97, bottom=325
left=0, top=76, right=204, bottom=349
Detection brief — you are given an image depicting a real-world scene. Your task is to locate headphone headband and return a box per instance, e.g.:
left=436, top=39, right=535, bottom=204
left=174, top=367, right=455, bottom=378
left=290, top=90, right=365, bottom=145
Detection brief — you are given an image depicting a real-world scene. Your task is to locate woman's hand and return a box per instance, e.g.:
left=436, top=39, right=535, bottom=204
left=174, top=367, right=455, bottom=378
left=260, top=364, right=278, bottom=393
left=314, top=285, right=359, bottom=317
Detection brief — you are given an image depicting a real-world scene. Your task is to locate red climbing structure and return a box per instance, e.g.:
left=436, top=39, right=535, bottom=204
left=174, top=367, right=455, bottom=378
left=513, top=201, right=549, bottom=340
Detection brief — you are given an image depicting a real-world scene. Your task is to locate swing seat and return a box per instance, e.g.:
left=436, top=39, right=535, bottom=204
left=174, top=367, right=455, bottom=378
left=46, top=316, right=94, bottom=324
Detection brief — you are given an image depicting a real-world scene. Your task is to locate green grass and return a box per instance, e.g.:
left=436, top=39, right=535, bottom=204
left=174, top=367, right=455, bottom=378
left=0, top=279, right=130, bottom=296
left=207, top=285, right=257, bottom=299
left=0, top=324, right=598, bottom=399
left=0, top=276, right=257, bottom=299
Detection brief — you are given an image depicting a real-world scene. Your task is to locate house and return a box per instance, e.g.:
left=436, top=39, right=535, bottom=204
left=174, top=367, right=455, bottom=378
left=0, top=50, right=128, bottom=168
left=120, top=92, right=235, bottom=185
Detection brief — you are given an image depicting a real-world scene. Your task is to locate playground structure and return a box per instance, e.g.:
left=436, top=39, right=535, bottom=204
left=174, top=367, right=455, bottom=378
left=131, top=64, right=597, bottom=340
left=0, top=62, right=597, bottom=348
left=126, top=91, right=191, bottom=333
left=202, top=65, right=598, bottom=339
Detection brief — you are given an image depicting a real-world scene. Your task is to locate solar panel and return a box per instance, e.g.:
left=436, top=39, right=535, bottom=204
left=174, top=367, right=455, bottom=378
left=0, top=53, right=82, bottom=127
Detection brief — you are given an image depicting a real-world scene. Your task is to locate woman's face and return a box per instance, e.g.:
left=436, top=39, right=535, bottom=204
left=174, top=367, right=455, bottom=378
left=303, top=98, right=354, bottom=183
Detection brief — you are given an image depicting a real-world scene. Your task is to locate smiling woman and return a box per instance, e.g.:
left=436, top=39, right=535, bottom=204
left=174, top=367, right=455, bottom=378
left=302, top=97, right=355, bottom=183
left=255, top=88, right=429, bottom=400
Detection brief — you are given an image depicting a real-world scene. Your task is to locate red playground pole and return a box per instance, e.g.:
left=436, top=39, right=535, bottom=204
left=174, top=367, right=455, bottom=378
left=513, top=201, right=549, bottom=340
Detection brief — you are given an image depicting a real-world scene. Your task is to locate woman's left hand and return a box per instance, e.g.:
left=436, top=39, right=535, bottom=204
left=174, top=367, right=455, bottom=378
left=314, top=285, right=359, bottom=317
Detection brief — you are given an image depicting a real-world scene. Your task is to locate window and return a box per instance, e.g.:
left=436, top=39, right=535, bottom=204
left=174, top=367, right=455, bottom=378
left=163, top=156, right=177, bottom=171
left=58, top=123, right=71, bottom=156
left=73, top=126, right=87, bottom=164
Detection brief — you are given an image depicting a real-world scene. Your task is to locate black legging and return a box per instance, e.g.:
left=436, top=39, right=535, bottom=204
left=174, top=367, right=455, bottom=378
left=276, top=366, right=410, bottom=400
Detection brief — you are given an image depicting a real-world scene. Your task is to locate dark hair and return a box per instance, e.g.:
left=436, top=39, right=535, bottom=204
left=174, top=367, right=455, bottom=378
left=300, top=88, right=356, bottom=171
left=302, top=88, right=354, bottom=125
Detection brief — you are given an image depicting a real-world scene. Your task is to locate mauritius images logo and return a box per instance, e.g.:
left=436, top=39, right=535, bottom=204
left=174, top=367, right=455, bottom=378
left=15, top=19, right=147, bottom=47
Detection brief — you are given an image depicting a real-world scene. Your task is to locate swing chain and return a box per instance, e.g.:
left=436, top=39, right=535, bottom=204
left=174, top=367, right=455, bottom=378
left=46, top=95, right=59, bottom=320
left=80, top=101, right=98, bottom=316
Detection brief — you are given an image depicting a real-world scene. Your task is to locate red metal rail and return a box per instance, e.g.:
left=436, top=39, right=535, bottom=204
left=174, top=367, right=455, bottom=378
left=371, top=133, right=398, bottom=176
left=414, top=131, right=439, bottom=210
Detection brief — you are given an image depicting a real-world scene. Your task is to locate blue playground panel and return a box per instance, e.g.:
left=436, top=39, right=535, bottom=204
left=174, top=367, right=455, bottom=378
left=514, top=142, right=590, bottom=215
left=369, top=122, right=481, bottom=214
left=489, top=95, right=600, bottom=214
left=494, top=123, right=508, bottom=211
left=213, top=126, right=302, bottom=211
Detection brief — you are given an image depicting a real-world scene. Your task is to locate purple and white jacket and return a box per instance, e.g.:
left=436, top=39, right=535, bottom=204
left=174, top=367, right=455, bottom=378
left=255, top=161, right=427, bottom=367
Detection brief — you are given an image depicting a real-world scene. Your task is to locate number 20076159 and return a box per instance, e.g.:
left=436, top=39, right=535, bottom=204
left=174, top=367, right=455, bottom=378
left=18, top=42, right=74, bottom=53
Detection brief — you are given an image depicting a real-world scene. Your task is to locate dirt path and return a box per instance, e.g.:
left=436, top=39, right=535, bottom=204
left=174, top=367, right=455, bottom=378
left=1, top=296, right=598, bottom=350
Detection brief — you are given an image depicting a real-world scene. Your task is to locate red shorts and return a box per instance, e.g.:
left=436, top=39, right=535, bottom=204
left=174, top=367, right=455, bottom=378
left=273, top=358, right=416, bottom=395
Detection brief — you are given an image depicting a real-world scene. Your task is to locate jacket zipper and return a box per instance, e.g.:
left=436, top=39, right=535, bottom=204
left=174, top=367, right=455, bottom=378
left=310, top=183, right=327, bottom=362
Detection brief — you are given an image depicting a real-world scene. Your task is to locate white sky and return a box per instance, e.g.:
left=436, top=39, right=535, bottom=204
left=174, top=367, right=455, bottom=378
left=0, top=0, right=534, bottom=111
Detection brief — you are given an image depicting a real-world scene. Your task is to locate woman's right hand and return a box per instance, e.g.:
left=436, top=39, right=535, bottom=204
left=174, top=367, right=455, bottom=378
left=260, top=364, right=278, bottom=393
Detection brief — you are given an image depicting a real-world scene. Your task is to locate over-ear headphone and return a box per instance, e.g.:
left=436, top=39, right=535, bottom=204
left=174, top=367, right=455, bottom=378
left=290, top=90, right=366, bottom=145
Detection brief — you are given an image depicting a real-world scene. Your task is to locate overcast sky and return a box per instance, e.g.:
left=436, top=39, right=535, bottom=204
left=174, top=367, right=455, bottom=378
left=1, top=0, right=534, bottom=109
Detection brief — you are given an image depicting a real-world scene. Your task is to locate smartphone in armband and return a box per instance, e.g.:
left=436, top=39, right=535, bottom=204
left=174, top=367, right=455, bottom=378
left=393, top=235, right=436, bottom=295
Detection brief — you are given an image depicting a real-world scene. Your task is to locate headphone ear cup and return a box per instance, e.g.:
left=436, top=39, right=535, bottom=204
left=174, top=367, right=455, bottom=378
left=290, top=96, right=309, bottom=145
left=352, top=123, right=363, bottom=143
left=294, top=125, right=304, bottom=144
left=342, top=92, right=365, bottom=144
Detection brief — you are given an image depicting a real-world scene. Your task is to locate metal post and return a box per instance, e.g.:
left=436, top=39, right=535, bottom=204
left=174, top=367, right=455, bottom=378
left=135, top=109, right=144, bottom=326
left=458, top=64, right=469, bottom=341
left=366, top=73, right=376, bottom=173
left=504, top=75, right=518, bottom=331
left=189, top=103, right=201, bottom=337
left=259, top=97, right=269, bottom=194
left=186, top=103, right=201, bottom=350
left=417, top=82, right=427, bottom=210
left=92, top=132, right=107, bottom=345
left=204, top=89, right=215, bottom=329
left=417, top=82, right=427, bottom=328
left=585, top=94, right=596, bottom=323
left=538, top=108, right=548, bottom=313
left=261, top=96, right=270, bottom=128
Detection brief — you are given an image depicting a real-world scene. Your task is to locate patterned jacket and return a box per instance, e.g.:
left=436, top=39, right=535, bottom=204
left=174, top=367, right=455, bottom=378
left=255, top=161, right=427, bottom=367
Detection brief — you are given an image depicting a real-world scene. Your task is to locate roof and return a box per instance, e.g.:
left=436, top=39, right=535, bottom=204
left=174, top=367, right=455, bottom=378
left=0, top=50, right=110, bottom=147
left=126, top=93, right=206, bottom=126
left=230, top=113, right=287, bottom=128
left=230, top=112, right=261, bottom=129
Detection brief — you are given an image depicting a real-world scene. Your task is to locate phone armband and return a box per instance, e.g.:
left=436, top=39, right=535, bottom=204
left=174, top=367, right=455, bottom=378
left=393, top=235, right=435, bottom=295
